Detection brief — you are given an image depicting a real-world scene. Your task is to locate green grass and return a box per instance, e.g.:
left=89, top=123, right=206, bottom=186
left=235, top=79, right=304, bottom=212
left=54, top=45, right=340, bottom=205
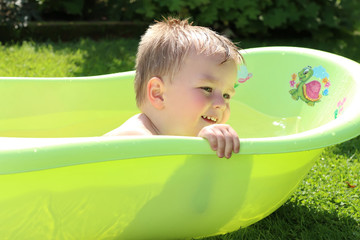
left=1, top=37, right=359, bottom=239
left=0, top=38, right=138, bottom=77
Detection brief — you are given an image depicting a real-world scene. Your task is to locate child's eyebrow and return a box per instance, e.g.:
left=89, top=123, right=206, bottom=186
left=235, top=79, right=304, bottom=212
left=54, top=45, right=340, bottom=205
left=199, top=73, right=218, bottom=82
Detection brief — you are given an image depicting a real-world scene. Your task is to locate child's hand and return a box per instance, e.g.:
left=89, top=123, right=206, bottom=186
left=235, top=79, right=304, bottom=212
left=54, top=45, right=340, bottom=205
left=198, top=124, right=240, bottom=159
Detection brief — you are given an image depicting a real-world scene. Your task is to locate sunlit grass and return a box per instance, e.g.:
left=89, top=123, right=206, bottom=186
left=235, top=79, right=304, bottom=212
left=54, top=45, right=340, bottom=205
left=0, top=38, right=138, bottom=77
left=0, top=41, right=83, bottom=77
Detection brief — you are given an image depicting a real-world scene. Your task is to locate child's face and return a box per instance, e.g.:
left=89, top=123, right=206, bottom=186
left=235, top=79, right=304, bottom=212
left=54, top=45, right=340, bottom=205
left=161, top=51, right=238, bottom=136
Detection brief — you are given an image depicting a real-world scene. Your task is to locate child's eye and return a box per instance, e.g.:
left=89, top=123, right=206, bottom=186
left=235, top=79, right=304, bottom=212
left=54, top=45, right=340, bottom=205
left=223, top=93, right=231, bottom=99
left=201, top=87, right=213, bottom=93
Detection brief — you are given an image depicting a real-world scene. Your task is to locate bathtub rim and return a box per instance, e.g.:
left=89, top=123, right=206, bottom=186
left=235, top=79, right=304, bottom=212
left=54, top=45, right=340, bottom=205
left=0, top=46, right=360, bottom=173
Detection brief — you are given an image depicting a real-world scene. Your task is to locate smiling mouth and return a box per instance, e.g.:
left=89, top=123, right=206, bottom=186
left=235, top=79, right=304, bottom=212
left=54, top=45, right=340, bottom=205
left=201, top=115, right=218, bottom=123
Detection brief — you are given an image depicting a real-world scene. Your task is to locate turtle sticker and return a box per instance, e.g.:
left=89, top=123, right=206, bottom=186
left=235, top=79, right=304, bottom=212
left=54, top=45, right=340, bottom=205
left=289, top=65, right=331, bottom=106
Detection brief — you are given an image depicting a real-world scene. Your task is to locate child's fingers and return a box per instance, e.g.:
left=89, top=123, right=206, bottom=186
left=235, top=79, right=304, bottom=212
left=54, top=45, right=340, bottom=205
left=221, top=127, right=235, bottom=159
left=218, top=126, right=240, bottom=158
left=228, top=127, right=240, bottom=153
left=212, top=128, right=225, bottom=158
left=208, top=133, right=218, bottom=151
left=198, top=124, right=240, bottom=159
left=198, top=127, right=218, bottom=151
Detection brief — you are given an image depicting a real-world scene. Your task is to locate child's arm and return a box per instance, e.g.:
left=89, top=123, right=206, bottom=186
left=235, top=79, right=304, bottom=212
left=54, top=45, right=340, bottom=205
left=198, top=124, right=240, bottom=159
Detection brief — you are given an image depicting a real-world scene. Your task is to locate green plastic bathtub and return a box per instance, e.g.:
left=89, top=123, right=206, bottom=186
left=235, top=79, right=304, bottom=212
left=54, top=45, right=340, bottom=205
left=1, top=47, right=360, bottom=239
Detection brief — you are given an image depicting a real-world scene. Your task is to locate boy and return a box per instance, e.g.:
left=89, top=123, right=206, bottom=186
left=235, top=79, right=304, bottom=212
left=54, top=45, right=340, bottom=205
left=105, top=17, right=243, bottom=159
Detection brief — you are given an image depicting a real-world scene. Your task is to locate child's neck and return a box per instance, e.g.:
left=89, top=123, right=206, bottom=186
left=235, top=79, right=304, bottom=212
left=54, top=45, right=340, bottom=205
left=138, top=113, right=161, bottom=135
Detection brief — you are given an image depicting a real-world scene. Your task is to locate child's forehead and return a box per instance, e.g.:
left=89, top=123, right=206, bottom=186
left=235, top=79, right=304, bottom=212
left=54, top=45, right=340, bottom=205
left=177, top=53, right=237, bottom=83
left=187, top=49, right=226, bottom=63
left=182, top=52, right=235, bottom=73
left=167, top=49, right=237, bottom=85
left=181, top=51, right=237, bottom=72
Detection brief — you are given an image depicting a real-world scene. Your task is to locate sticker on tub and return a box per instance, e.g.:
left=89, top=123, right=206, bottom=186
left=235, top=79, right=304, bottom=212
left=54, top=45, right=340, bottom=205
left=335, top=97, right=347, bottom=119
left=235, top=65, right=253, bottom=88
left=289, top=65, right=331, bottom=106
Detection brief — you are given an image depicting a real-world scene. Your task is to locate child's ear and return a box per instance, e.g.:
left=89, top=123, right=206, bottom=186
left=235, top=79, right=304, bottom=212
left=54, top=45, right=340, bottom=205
left=147, top=77, right=165, bottom=110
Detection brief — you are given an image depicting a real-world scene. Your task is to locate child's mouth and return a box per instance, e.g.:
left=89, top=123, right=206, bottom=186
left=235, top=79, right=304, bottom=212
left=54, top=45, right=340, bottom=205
left=201, top=115, right=218, bottom=124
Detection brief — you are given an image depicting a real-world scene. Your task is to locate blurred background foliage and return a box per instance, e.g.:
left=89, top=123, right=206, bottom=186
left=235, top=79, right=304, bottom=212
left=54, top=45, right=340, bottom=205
left=1, top=0, right=360, bottom=39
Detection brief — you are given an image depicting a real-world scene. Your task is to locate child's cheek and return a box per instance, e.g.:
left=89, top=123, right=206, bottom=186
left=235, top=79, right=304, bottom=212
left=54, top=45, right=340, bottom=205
left=191, top=93, right=209, bottom=108
left=220, top=105, right=231, bottom=123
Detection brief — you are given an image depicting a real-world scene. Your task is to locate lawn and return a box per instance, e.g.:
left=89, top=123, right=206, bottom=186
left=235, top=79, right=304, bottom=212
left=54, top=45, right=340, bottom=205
left=0, top=37, right=359, bottom=239
left=0, top=38, right=139, bottom=77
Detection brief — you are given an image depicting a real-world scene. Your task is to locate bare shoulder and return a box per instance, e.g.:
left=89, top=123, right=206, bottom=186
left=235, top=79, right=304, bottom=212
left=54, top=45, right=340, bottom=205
left=103, top=113, right=157, bottom=136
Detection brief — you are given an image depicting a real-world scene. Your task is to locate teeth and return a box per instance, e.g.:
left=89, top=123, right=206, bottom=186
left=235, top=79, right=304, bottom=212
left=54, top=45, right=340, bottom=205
left=202, top=115, right=217, bottom=122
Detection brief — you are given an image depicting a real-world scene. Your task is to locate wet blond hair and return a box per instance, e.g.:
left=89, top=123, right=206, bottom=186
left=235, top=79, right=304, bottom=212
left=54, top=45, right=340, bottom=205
left=134, top=17, right=243, bottom=107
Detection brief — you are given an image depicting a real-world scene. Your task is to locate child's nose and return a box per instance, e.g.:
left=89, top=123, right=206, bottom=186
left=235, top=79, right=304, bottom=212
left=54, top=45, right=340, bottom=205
left=212, top=94, right=226, bottom=110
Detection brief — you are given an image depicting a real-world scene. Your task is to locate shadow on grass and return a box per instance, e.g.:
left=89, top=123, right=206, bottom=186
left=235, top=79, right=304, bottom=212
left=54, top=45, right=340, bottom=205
left=329, top=135, right=360, bottom=159
left=67, top=38, right=139, bottom=76
left=205, top=202, right=360, bottom=240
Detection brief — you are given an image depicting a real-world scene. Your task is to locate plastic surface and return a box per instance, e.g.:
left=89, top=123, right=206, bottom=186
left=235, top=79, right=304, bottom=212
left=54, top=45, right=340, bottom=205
left=0, top=47, right=359, bottom=239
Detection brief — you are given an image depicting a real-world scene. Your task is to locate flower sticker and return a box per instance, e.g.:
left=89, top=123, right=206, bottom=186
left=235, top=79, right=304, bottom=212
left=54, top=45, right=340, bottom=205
left=335, top=97, right=347, bottom=119
left=322, top=88, right=329, bottom=96
left=290, top=73, right=297, bottom=88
